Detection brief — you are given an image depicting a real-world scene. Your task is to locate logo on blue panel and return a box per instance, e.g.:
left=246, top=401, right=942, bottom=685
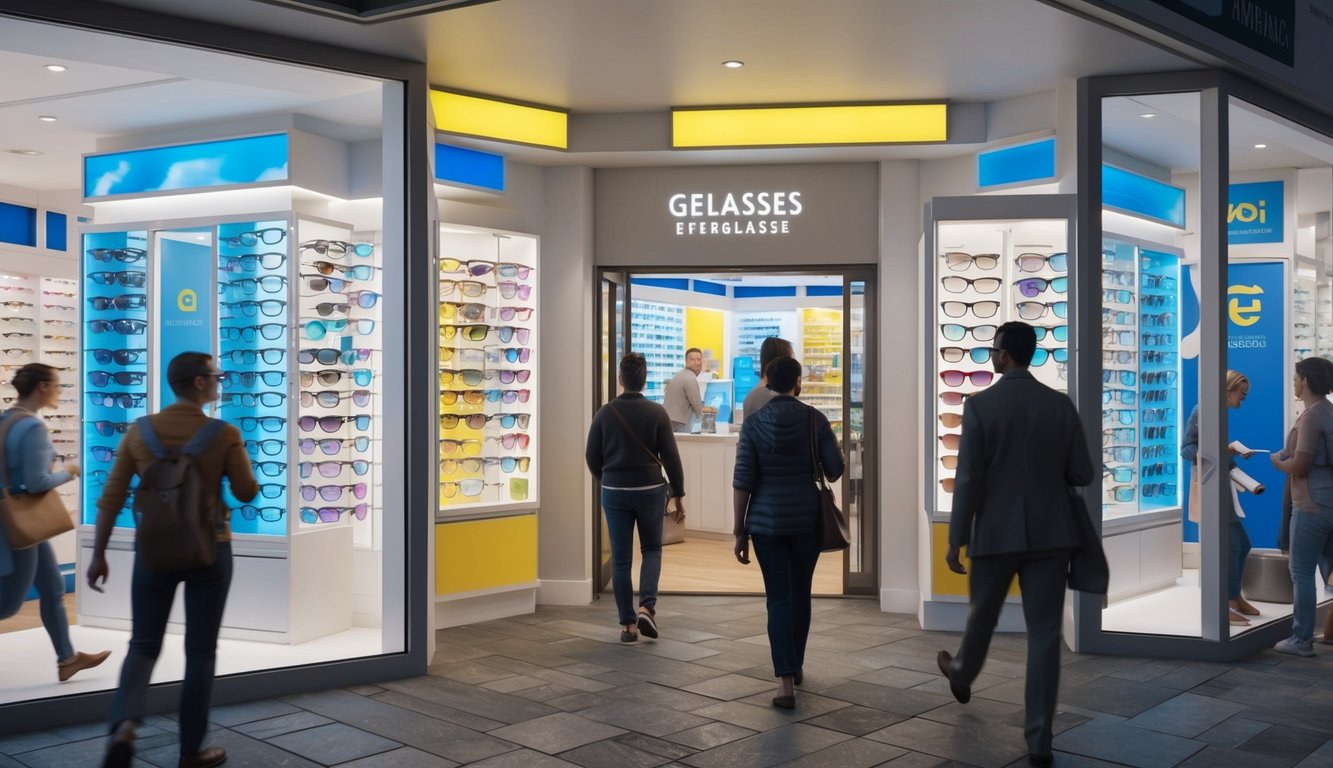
left=1228, top=181, right=1283, bottom=244
left=177, top=289, right=198, bottom=313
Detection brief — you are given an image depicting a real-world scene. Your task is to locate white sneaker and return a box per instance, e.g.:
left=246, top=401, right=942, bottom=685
left=1274, top=637, right=1316, bottom=657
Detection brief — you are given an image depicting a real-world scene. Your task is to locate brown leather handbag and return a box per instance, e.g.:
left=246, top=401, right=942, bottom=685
left=809, top=410, right=849, bottom=552
left=0, top=412, right=73, bottom=550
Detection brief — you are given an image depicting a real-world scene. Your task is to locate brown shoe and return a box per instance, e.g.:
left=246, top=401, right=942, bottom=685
left=179, top=746, right=226, bottom=768
left=1233, top=597, right=1261, bottom=616
left=58, top=650, right=111, bottom=682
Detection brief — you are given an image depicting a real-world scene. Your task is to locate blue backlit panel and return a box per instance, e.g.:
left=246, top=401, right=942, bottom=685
left=84, top=134, right=289, bottom=199
left=434, top=143, right=505, bottom=191
left=1102, top=164, right=1186, bottom=229
left=0, top=202, right=36, bottom=247
left=45, top=211, right=67, bottom=251
left=977, top=138, right=1057, bottom=189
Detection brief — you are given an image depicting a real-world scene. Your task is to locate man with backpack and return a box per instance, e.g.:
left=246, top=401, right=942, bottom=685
left=88, top=352, right=258, bottom=768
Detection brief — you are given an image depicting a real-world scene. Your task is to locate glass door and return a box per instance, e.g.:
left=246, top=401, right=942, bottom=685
left=843, top=271, right=877, bottom=594
left=594, top=270, right=629, bottom=594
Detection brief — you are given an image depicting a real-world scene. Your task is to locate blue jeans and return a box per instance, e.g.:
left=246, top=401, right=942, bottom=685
left=750, top=533, right=822, bottom=677
left=1228, top=519, right=1251, bottom=600
left=1288, top=507, right=1333, bottom=643
left=109, top=543, right=232, bottom=757
left=602, top=487, right=666, bottom=626
left=0, top=541, right=74, bottom=661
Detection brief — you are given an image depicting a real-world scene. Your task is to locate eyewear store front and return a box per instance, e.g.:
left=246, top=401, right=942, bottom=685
left=0, top=11, right=428, bottom=731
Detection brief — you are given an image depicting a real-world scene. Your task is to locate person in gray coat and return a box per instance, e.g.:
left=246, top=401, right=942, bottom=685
left=733, top=356, right=843, bottom=710
left=936, top=321, right=1093, bottom=767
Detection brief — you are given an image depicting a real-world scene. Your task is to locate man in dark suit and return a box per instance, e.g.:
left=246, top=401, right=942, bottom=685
left=936, top=321, right=1094, bottom=767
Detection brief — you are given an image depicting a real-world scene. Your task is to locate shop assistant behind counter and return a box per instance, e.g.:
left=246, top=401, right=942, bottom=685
left=663, top=347, right=716, bottom=433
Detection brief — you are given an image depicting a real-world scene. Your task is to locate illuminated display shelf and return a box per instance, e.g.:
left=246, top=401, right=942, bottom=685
left=630, top=299, right=685, bottom=404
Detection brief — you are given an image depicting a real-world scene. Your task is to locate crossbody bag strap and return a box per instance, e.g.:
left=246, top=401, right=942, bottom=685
left=607, top=401, right=665, bottom=469
left=808, top=409, right=829, bottom=491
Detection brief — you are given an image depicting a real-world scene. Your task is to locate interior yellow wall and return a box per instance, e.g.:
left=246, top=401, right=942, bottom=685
left=685, top=307, right=725, bottom=368
left=929, top=522, right=1020, bottom=598
left=436, top=514, right=538, bottom=595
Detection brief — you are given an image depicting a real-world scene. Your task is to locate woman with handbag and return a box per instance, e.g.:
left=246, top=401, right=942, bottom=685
left=1181, top=369, right=1258, bottom=625
left=0, top=363, right=110, bottom=681
left=585, top=353, right=686, bottom=642
left=732, top=356, right=844, bottom=710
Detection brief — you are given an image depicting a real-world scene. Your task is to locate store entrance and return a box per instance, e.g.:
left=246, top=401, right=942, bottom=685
left=593, top=268, right=876, bottom=597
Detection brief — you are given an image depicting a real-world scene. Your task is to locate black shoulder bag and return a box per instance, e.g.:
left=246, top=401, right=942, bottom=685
left=809, top=410, right=849, bottom=552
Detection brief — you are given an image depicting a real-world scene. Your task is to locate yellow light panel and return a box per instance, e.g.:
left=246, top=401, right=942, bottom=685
left=673, top=103, right=947, bottom=148
left=431, top=90, right=568, bottom=150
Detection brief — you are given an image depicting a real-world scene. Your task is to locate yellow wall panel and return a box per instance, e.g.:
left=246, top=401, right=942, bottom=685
left=436, top=514, right=538, bottom=595
left=929, top=522, right=1020, bottom=599
left=685, top=307, right=724, bottom=366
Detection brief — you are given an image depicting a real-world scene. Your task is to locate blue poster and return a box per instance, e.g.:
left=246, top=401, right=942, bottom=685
left=1181, top=261, right=1286, bottom=546
left=157, top=237, right=215, bottom=404
left=1228, top=181, right=1284, bottom=245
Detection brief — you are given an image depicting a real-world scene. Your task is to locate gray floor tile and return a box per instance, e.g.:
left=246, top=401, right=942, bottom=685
left=779, top=737, right=908, bottom=767
left=1054, top=717, right=1206, bottom=768
left=138, top=728, right=323, bottom=768
left=558, top=738, right=676, bottom=768
left=612, top=734, right=697, bottom=762
left=662, top=723, right=756, bottom=751
left=1122, top=692, right=1248, bottom=738
left=369, top=689, right=507, bottom=732
left=334, top=746, right=459, bottom=767
left=1178, top=745, right=1298, bottom=767
left=691, top=701, right=794, bottom=733
left=375, top=676, right=559, bottom=724
left=867, top=717, right=1028, bottom=768
left=682, top=674, right=777, bottom=701
left=3, top=737, right=105, bottom=768
left=574, top=701, right=711, bottom=737
left=1058, top=676, right=1180, bottom=718
left=1195, top=717, right=1271, bottom=748
left=266, top=722, right=400, bottom=765
left=1238, top=724, right=1329, bottom=762
left=545, top=691, right=620, bottom=712
left=488, top=713, right=627, bottom=754
left=804, top=705, right=908, bottom=736
left=1294, top=738, right=1333, bottom=768
left=819, top=681, right=955, bottom=717
left=233, top=711, right=335, bottom=740
left=466, top=749, right=581, bottom=767
left=207, top=699, right=302, bottom=727
left=0, top=731, right=66, bottom=756
left=678, top=723, right=848, bottom=768
left=345, top=684, right=386, bottom=697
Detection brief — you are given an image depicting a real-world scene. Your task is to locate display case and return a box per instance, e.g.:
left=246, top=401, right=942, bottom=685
left=436, top=227, right=538, bottom=516
left=1293, top=265, right=1317, bottom=360
left=1317, top=275, right=1333, bottom=360
left=1100, top=235, right=1183, bottom=521
left=800, top=307, right=842, bottom=428
left=630, top=299, right=684, bottom=404
left=735, top=312, right=788, bottom=377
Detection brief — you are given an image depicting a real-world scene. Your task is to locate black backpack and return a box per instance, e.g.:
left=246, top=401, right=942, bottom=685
left=133, top=416, right=224, bottom=572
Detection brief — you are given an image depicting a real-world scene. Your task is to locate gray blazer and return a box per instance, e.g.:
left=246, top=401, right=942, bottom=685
left=948, top=369, right=1094, bottom=557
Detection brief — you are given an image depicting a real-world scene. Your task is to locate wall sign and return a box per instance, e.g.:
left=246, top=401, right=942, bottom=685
left=668, top=191, right=804, bottom=236
left=84, top=133, right=289, bottom=199
left=1227, top=180, right=1283, bottom=244
left=1144, top=0, right=1294, bottom=65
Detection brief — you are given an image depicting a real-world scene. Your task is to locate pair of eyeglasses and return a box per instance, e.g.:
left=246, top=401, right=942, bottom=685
left=1104, top=408, right=1135, bottom=426
left=298, top=414, right=372, bottom=433
left=303, top=274, right=349, bottom=293
left=496, top=282, right=530, bottom=301
left=1015, top=277, right=1068, bottom=297
left=300, top=460, right=370, bottom=478
left=88, top=371, right=145, bottom=387
left=313, top=301, right=351, bottom=317
left=222, top=228, right=285, bottom=247
left=90, top=446, right=118, bottom=462
left=1015, top=252, right=1068, bottom=273
left=222, top=252, right=285, bottom=272
left=222, top=348, right=285, bottom=365
left=940, top=369, right=993, bottom=387
left=1141, top=311, right=1175, bottom=328
left=303, top=318, right=375, bottom=340
left=89, top=247, right=146, bottom=263
left=1030, top=348, right=1068, bottom=366
left=252, top=461, right=287, bottom=477
left=1143, top=407, right=1176, bottom=424
left=309, top=261, right=379, bottom=281
left=239, top=506, right=286, bottom=522
left=222, top=323, right=286, bottom=342
left=1142, top=333, right=1173, bottom=347
left=1103, top=329, right=1135, bottom=346
left=440, top=456, right=532, bottom=474
left=1016, top=301, right=1068, bottom=320
left=1103, top=369, right=1137, bottom=386
left=439, top=438, right=483, bottom=456
left=88, top=270, right=146, bottom=287
left=498, top=348, right=531, bottom=364
left=1143, top=294, right=1175, bottom=308
left=940, top=276, right=1001, bottom=294
left=439, top=301, right=486, bottom=322
left=942, top=252, right=1000, bottom=271
left=1104, top=467, right=1136, bottom=483
left=89, top=391, right=146, bottom=408
left=1142, top=371, right=1177, bottom=385
left=1103, top=388, right=1136, bottom=405
left=1143, top=462, right=1177, bottom=478
left=90, top=420, right=131, bottom=436
left=221, top=299, right=286, bottom=318
left=440, top=413, right=530, bottom=430
left=90, top=348, right=146, bottom=365
left=940, top=301, right=999, bottom=319
left=940, top=324, right=996, bottom=343
left=240, top=416, right=287, bottom=433
left=440, top=325, right=531, bottom=345
left=300, top=240, right=373, bottom=257
left=938, top=434, right=961, bottom=450
left=1102, top=269, right=1135, bottom=287
left=300, top=369, right=373, bottom=388
left=1144, top=274, right=1176, bottom=290
left=0, top=331, right=33, bottom=339
left=299, top=347, right=372, bottom=366
left=439, top=279, right=488, bottom=298
left=1106, top=485, right=1135, bottom=503
left=1103, top=289, right=1133, bottom=305
left=1144, top=426, right=1175, bottom=440
left=939, top=412, right=963, bottom=428
left=940, top=347, right=991, bottom=365
left=1034, top=325, right=1068, bottom=343
left=300, top=504, right=369, bottom=523
left=300, top=436, right=371, bottom=455
left=1102, top=427, right=1136, bottom=446
left=226, top=276, right=287, bottom=295
left=939, top=454, right=959, bottom=469
left=1104, top=446, right=1136, bottom=463
left=301, top=483, right=367, bottom=502
left=441, top=479, right=499, bottom=498
left=246, top=439, right=285, bottom=456
left=89, top=319, right=147, bottom=335
left=1103, top=350, right=1136, bottom=365
left=939, top=391, right=974, bottom=405
left=300, top=389, right=372, bottom=408
left=223, top=392, right=288, bottom=408
left=487, top=433, right=531, bottom=450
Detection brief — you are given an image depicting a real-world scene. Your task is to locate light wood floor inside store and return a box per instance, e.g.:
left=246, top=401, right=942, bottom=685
left=627, top=536, right=843, bottom=595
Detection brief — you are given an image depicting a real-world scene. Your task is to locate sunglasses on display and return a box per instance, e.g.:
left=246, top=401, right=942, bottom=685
left=496, top=282, right=531, bottom=301
left=487, top=369, right=531, bottom=385
left=1143, top=294, right=1175, bottom=308
left=300, top=504, right=369, bottom=523
left=440, top=457, right=484, bottom=474
left=300, top=389, right=372, bottom=408
left=313, top=301, right=351, bottom=317
left=1103, top=369, right=1137, bottom=386
left=439, top=438, right=483, bottom=456
left=222, top=252, right=286, bottom=273
left=1106, top=485, right=1136, bottom=503
left=940, top=301, right=999, bottom=319
left=487, top=433, right=530, bottom=450
left=301, top=483, right=368, bottom=502
left=1141, top=389, right=1171, bottom=402
left=1103, top=329, right=1136, bottom=347
left=1144, top=274, right=1176, bottom=290
left=240, top=416, right=287, bottom=433
left=255, top=483, right=285, bottom=499
left=1105, top=408, right=1135, bottom=426
left=439, top=368, right=484, bottom=387
left=1029, top=348, right=1068, bottom=366
left=300, top=240, right=374, bottom=258
left=223, top=392, right=288, bottom=408
left=299, top=436, right=371, bottom=455
left=495, top=306, right=533, bottom=322
left=441, top=479, right=499, bottom=499
left=222, top=228, right=286, bottom=247
left=1031, top=325, right=1068, bottom=343
left=310, top=261, right=380, bottom=281
left=246, top=438, right=285, bottom=457
left=298, top=414, right=372, bottom=433
left=1144, top=426, right=1175, bottom=441
left=300, top=460, right=371, bottom=478
left=86, top=292, right=146, bottom=310
left=938, top=434, right=961, bottom=451
left=1104, top=446, right=1136, bottom=463
left=221, top=299, right=287, bottom=318
left=226, top=276, right=287, bottom=296
left=299, top=347, right=372, bottom=366
left=440, top=412, right=531, bottom=430
left=1015, top=277, right=1068, bottom=298
left=1103, top=269, right=1135, bottom=288
left=1015, top=252, right=1068, bottom=273
left=441, top=325, right=489, bottom=343
left=1104, top=467, right=1136, bottom=483
left=1103, top=428, right=1136, bottom=446
left=303, top=318, right=375, bottom=340
left=89, top=319, right=148, bottom=335
left=1143, top=407, right=1176, bottom=424
left=1142, top=332, right=1174, bottom=347
left=939, top=454, right=959, bottom=469
left=222, top=348, right=286, bottom=365
left=939, top=369, right=994, bottom=387
left=222, top=323, right=286, bottom=342
left=939, top=478, right=956, bottom=493
left=251, top=461, right=287, bottom=478
left=942, top=252, right=1000, bottom=271
left=303, top=274, right=348, bottom=293
left=88, top=370, right=146, bottom=387
left=239, top=505, right=286, bottom=522
left=1103, top=289, right=1133, bottom=305
left=1103, top=350, right=1136, bottom=365
left=90, top=348, right=146, bottom=365
left=346, top=290, right=380, bottom=309
left=88, top=270, right=147, bottom=287
left=440, top=389, right=486, bottom=406
left=938, top=391, right=975, bottom=405
left=439, top=301, right=486, bottom=322
left=90, top=446, right=118, bottom=462
left=1143, top=462, right=1177, bottom=478
left=940, top=276, right=1002, bottom=295
left=1016, top=301, right=1067, bottom=320
left=439, top=279, right=489, bottom=298
left=939, top=324, right=996, bottom=343
left=939, top=412, right=963, bottom=428
left=88, top=391, right=146, bottom=408
left=1141, top=370, right=1177, bottom=385
left=498, top=347, right=531, bottom=364
left=1103, top=388, right=1137, bottom=405
left=91, top=420, right=131, bottom=437
left=0, top=332, right=33, bottom=339
left=0, top=348, right=30, bottom=358
left=939, top=347, right=991, bottom=365
left=89, top=247, right=147, bottom=263
left=300, top=368, right=373, bottom=388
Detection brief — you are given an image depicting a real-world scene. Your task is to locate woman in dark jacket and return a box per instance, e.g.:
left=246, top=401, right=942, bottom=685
left=586, top=353, right=686, bottom=642
left=733, top=356, right=844, bottom=709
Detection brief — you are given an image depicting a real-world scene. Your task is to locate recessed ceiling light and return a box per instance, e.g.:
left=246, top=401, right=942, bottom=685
left=1254, top=143, right=1267, bottom=149
left=1139, top=112, right=1157, bottom=119
left=44, top=64, right=67, bottom=73
left=722, top=60, right=745, bottom=69
left=37, top=115, right=57, bottom=122
left=4, top=149, right=44, bottom=156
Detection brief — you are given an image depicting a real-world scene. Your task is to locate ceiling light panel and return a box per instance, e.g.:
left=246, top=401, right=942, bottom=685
left=431, top=90, right=567, bottom=150
left=673, top=103, right=948, bottom=148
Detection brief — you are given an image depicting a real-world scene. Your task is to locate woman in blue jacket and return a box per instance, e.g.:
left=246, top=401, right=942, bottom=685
left=732, top=356, right=843, bottom=709
left=0, top=363, right=109, bottom=681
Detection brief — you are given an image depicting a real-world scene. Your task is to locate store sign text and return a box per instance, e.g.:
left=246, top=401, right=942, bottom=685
left=668, top=191, right=803, bottom=236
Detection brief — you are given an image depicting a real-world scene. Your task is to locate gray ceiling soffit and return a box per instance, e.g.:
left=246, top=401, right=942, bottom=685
left=250, top=0, right=498, bottom=23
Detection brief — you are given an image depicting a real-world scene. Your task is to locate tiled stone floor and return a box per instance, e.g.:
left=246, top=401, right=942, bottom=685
left=4, top=596, right=1333, bottom=767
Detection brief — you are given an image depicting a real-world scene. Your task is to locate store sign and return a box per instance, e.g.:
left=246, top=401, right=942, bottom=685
left=667, top=191, right=804, bottom=236
left=1227, top=180, right=1283, bottom=244
left=1144, top=0, right=1294, bottom=65
left=156, top=238, right=214, bottom=403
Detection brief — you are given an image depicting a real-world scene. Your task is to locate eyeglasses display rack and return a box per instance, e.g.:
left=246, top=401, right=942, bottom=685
left=437, top=228, right=538, bottom=516
left=1100, top=237, right=1182, bottom=520
left=629, top=299, right=684, bottom=404
left=801, top=307, right=843, bottom=431
left=1294, top=267, right=1316, bottom=360
left=1318, top=276, right=1333, bottom=359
